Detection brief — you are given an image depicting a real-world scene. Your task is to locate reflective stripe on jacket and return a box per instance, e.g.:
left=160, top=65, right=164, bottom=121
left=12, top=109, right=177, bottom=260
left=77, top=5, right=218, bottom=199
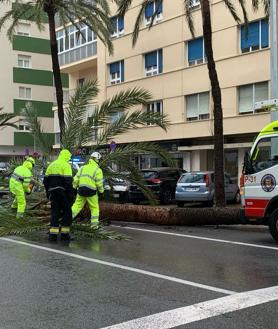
left=10, top=160, right=33, bottom=193
left=73, top=159, right=104, bottom=193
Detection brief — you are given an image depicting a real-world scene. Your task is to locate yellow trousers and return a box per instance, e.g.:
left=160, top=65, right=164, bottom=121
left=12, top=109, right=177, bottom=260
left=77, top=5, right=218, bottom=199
left=72, top=194, right=99, bottom=224
left=9, top=180, right=26, bottom=218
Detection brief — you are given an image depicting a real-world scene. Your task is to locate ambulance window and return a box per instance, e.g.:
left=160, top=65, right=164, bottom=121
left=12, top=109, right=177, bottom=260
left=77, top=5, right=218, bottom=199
left=252, top=136, right=278, bottom=172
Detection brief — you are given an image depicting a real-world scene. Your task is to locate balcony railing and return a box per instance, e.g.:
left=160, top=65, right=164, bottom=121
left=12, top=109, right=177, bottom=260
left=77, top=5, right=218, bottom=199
left=58, top=41, right=97, bottom=66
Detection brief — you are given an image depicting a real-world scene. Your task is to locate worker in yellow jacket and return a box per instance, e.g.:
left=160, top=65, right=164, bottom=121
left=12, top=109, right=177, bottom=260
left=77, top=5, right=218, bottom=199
left=43, top=149, right=74, bottom=242
left=72, top=152, right=104, bottom=227
left=9, top=156, right=35, bottom=219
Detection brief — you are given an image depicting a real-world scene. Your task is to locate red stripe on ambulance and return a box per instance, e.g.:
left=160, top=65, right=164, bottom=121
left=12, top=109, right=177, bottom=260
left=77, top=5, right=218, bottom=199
left=245, top=199, right=269, bottom=218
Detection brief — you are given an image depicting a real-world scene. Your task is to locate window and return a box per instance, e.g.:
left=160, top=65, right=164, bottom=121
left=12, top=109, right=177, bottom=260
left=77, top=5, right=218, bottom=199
left=109, top=60, right=124, bottom=84
left=18, top=120, right=30, bottom=132
left=18, top=55, right=31, bottom=68
left=186, top=92, right=210, bottom=121
left=16, top=23, right=31, bottom=36
left=19, top=86, right=31, bottom=99
left=251, top=136, right=278, bottom=173
left=188, top=37, right=206, bottom=66
left=77, top=78, right=85, bottom=87
left=147, top=101, right=163, bottom=125
left=238, top=82, right=269, bottom=114
left=241, top=19, right=269, bottom=53
left=145, top=49, right=163, bottom=76
left=190, top=0, right=200, bottom=8
left=56, top=24, right=97, bottom=66
left=111, top=111, right=124, bottom=123
left=145, top=0, right=163, bottom=25
left=111, top=16, right=124, bottom=38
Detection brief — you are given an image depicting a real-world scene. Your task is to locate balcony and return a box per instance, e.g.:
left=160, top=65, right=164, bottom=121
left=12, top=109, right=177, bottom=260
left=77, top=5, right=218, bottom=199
left=57, top=24, right=97, bottom=69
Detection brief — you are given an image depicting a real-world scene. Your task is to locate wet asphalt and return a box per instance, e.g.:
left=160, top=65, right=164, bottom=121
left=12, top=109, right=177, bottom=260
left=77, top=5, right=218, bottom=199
left=0, top=223, right=278, bottom=329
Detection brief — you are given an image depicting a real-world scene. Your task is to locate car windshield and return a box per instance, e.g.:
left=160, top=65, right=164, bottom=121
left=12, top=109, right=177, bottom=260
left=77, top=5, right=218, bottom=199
left=179, top=173, right=206, bottom=183
left=142, top=171, right=158, bottom=179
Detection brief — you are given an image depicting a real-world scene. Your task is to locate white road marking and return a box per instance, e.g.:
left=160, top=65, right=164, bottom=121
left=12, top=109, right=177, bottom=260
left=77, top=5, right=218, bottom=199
left=100, top=285, right=278, bottom=329
left=0, top=237, right=235, bottom=295
left=111, top=225, right=278, bottom=251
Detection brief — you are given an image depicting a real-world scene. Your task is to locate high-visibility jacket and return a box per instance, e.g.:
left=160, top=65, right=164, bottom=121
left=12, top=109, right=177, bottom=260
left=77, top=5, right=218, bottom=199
left=10, top=160, right=33, bottom=193
left=43, top=149, right=73, bottom=198
left=73, top=159, right=104, bottom=194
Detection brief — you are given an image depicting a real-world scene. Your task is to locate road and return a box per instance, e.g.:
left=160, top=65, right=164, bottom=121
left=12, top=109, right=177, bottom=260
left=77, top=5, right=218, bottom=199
left=0, top=223, right=278, bottom=329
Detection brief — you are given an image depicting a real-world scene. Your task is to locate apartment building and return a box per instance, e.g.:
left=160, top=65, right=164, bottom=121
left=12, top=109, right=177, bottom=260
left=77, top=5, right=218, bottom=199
left=0, top=2, right=68, bottom=160
left=55, top=0, right=270, bottom=182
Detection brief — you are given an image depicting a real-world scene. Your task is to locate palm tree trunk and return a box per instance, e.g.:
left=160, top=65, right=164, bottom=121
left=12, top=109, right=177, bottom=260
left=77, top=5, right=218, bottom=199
left=46, top=9, right=65, bottom=143
left=201, top=0, right=225, bottom=207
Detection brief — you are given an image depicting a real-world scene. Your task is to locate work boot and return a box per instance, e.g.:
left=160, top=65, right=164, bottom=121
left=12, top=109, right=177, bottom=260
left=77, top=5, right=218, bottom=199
left=60, top=233, right=71, bottom=242
left=48, top=234, right=58, bottom=242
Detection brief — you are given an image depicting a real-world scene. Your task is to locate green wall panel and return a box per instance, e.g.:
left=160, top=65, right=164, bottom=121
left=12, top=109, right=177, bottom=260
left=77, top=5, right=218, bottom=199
left=14, top=132, right=54, bottom=147
left=14, top=99, right=54, bottom=118
left=13, top=35, right=50, bottom=55
left=13, top=67, right=69, bottom=88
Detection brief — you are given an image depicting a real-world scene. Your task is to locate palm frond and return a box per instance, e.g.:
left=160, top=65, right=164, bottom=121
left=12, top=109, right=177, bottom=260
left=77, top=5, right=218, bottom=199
left=0, top=207, right=48, bottom=237
left=92, top=87, right=152, bottom=127
left=72, top=223, right=128, bottom=240
left=117, top=0, right=133, bottom=16
left=184, top=0, right=195, bottom=37
left=21, top=103, right=53, bottom=156
left=223, top=0, right=242, bottom=24
left=97, top=110, right=169, bottom=145
left=0, top=110, right=17, bottom=130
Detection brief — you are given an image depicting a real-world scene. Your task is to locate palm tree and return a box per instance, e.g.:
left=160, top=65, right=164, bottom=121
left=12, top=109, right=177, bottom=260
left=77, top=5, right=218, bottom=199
left=0, top=108, right=17, bottom=130
left=0, top=0, right=114, bottom=140
left=24, top=80, right=174, bottom=200
left=117, top=0, right=269, bottom=207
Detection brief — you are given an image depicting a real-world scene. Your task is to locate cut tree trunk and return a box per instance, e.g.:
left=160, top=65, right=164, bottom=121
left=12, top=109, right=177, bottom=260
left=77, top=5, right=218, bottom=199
left=100, top=203, right=241, bottom=226
left=201, top=0, right=225, bottom=207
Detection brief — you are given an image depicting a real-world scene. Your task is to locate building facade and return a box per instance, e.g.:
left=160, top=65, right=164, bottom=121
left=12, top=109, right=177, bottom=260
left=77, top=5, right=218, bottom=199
left=55, top=0, right=270, bottom=183
left=0, top=2, right=68, bottom=161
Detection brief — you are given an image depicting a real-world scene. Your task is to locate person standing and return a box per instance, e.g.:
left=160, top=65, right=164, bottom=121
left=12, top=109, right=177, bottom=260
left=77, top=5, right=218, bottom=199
left=9, top=157, right=35, bottom=219
left=43, top=149, right=74, bottom=242
left=72, top=152, right=104, bottom=227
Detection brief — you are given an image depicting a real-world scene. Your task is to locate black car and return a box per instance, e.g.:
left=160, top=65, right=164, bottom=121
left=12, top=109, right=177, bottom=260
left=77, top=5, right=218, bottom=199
left=129, top=167, right=185, bottom=205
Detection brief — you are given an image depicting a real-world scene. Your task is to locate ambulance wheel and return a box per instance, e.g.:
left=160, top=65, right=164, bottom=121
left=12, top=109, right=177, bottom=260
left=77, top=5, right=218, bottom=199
left=269, top=209, right=278, bottom=243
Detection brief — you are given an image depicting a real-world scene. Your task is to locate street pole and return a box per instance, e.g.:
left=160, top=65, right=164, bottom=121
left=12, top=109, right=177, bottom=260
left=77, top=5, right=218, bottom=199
left=271, top=0, right=278, bottom=120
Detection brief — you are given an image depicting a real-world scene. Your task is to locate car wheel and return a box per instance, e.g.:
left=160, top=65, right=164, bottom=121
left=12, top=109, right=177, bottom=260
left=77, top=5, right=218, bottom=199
left=160, top=189, right=171, bottom=205
left=269, top=209, right=278, bottom=243
left=177, top=201, right=184, bottom=208
left=234, top=190, right=241, bottom=204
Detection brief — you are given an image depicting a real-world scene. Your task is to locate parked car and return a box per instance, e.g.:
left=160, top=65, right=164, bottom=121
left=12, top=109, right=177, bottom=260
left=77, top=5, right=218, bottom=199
left=129, top=167, right=185, bottom=205
left=175, top=171, right=240, bottom=207
left=105, top=176, right=130, bottom=203
left=0, top=162, right=7, bottom=173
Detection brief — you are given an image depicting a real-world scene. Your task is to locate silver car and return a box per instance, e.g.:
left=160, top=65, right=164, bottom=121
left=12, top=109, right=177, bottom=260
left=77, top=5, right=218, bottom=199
left=175, top=171, right=240, bottom=207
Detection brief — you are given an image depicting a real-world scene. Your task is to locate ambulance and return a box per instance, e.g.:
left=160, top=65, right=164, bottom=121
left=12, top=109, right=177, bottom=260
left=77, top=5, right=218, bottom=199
left=241, top=120, right=278, bottom=242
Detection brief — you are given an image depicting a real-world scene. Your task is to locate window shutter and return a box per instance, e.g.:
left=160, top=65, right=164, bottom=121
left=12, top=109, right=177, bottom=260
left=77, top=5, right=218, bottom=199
left=145, top=51, right=157, bottom=68
left=156, top=0, right=163, bottom=14
left=118, top=16, right=124, bottom=31
left=145, top=2, right=154, bottom=18
left=239, top=85, right=253, bottom=113
left=254, top=82, right=268, bottom=103
left=199, top=93, right=209, bottom=115
left=188, top=37, right=203, bottom=61
left=158, top=49, right=163, bottom=73
left=111, top=16, right=117, bottom=32
left=261, top=19, right=269, bottom=48
left=120, top=60, right=124, bottom=82
left=241, top=21, right=259, bottom=49
left=186, top=95, right=198, bottom=118
left=110, top=61, right=120, bottom=74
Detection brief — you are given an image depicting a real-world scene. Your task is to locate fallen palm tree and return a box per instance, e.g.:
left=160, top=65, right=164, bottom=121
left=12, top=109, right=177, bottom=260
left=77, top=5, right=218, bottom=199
left=100, top=203, right=241, bottom=226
